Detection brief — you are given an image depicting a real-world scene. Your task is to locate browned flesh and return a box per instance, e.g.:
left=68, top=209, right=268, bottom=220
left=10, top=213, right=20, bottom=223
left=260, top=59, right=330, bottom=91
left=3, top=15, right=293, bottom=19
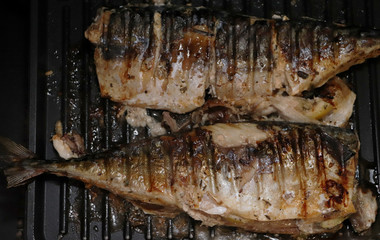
left=28, top=122, right=364, bottom=235
left=260, top=77, right=356, bottom=127
left=85, top=6, right=380, bottom=113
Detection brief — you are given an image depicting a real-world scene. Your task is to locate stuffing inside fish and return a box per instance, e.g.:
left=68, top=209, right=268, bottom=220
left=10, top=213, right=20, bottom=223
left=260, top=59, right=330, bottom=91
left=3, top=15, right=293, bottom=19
left=262, top=77, right=356, bottom=127
left=159, top=77, right=355, bottom=133
left=0, top=122, right=376, bottom=236
left=85, top=6, right=380, bottom=115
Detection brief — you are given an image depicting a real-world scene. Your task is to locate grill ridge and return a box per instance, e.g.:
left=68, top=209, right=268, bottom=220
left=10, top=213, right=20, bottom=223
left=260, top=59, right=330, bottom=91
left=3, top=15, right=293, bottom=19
left=124, top=211, right=132, bottom=239
left=60, top=5, right=71, bottom=237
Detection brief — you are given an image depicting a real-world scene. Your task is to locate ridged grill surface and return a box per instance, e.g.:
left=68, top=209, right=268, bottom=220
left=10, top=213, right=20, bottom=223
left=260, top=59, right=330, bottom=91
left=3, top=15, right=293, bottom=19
left=27, top=0, right=380, bottom=239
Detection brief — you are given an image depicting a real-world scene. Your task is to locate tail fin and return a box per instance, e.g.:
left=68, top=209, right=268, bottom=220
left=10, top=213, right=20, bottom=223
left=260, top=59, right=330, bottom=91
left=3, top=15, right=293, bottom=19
left=0, top=137, right=45, bottom=188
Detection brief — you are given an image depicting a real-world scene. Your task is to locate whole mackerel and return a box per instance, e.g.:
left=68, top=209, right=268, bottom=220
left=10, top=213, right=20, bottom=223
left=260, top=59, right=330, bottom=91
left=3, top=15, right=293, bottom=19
left=86, top=6, right=380, bottom=113
left=1, top=122, right=376, bottom=235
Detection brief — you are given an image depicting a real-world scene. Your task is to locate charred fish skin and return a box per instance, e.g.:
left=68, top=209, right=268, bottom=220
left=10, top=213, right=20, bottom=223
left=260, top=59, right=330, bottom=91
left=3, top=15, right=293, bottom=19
left=183, top=122, right=359, bottom=235
left=0, top=122, right=365, bottom=235
left=86, top=6, right=215, bottom=113
left=85, top=6, right=380, bottom=113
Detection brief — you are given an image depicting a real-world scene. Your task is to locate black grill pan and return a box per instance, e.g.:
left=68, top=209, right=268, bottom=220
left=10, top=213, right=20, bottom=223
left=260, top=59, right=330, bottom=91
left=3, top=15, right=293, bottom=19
left=26, top=0, right=380, bottom=239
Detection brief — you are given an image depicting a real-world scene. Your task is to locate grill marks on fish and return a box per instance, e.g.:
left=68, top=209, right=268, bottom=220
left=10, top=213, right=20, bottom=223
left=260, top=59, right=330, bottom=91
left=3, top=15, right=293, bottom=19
left=271, top=128, right=307, bottom=218
left=258, top=125, right=354, bottom=219
left=278, top=22, right=331, bottom=93
left=1, top=122, right=363, bottom=234
left=206, top=123, right=355, bottom=221
left=215, top=19, right=275, bottom=100
left=86, top=6, right=380, bottom=113
left=159, top=11, right=172, bottom=90
left=58, top=123, right=356, bottom=208
left=291, top=129, right=308, bottom=218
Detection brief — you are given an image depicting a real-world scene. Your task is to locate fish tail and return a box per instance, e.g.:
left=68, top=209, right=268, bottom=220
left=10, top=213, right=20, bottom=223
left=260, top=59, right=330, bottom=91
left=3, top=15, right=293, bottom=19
left=0, top=137, right=45, bottom=188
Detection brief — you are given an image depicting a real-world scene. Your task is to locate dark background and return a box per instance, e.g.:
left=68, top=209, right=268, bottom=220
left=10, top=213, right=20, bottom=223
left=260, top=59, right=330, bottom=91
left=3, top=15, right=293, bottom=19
left=0, top=1, right=30, bottom=239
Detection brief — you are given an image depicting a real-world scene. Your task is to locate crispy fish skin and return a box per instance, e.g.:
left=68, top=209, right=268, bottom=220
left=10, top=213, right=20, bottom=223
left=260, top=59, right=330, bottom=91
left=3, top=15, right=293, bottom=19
left=85, top=6, right=380, bottom=113
left=1, top=122, right=365, bottom=235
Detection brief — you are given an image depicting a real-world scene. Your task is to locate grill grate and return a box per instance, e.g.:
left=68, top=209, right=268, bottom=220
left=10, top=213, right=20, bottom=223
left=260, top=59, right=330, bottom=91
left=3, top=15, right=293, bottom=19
left=27, top=0, right=380, bottom=239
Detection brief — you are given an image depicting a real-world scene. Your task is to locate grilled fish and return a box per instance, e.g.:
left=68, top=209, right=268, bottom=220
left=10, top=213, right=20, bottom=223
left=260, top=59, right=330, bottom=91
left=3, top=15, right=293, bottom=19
left=85, top=6, right=380, bottom=114
left=1, top=122, right=376, bottom=235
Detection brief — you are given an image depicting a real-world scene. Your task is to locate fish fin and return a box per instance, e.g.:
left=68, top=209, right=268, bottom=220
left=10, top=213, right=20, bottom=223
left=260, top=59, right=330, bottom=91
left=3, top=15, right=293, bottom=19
left=4, top=167, right=44, bottom=188
left=0, top=137, right=44, bottom=187
left=0, top=137, right=36, bottom=161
